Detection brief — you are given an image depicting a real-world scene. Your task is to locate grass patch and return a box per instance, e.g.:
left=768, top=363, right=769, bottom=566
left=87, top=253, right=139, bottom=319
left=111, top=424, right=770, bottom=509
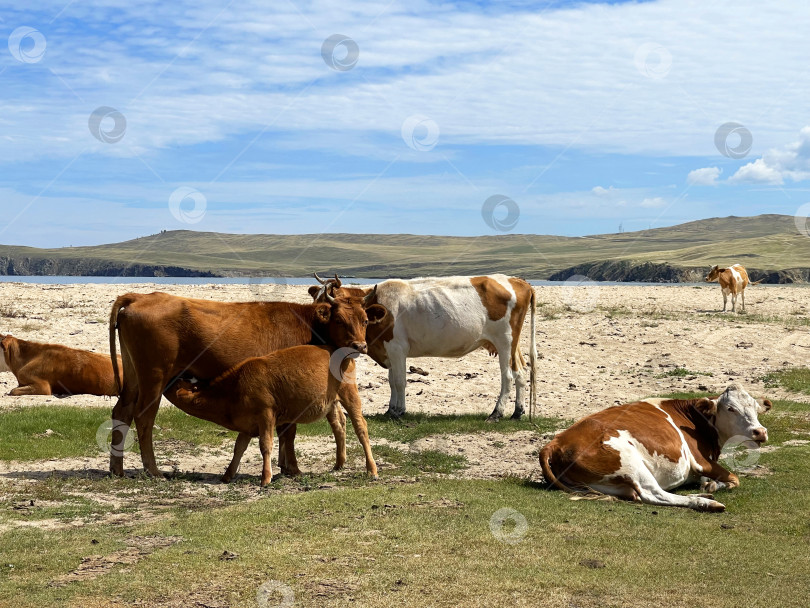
left=760, top=368, right=810, bottom=394
left=0, top=405, right=237, bottom=461
left=294, top=412, right=565, bottom=443
left=656, top=367, right=713, bottom=379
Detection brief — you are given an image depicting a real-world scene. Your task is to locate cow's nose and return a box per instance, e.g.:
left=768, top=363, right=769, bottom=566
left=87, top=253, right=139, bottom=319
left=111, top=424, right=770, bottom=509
left=752, top=427, right=768, bottom=443
left=351, top=341, right=367, bottom=354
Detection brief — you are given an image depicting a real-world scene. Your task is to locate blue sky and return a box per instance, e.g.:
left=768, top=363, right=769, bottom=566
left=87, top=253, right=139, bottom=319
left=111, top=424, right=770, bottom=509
left=1, top=0, right=810, bottom=247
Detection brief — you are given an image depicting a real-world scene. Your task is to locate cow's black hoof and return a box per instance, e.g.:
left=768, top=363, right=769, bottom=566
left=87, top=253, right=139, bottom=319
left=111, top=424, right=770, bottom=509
left=486, top=414, right=502, bottom=423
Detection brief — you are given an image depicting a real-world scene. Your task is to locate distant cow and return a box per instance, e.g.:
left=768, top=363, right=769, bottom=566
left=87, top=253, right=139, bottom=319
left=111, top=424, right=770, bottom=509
left=0, top=334, right=120, bottom=396
left=705, top=264, right=759, bottom=312
left=310, top=274, right=537, bottom=421
left=108, top=291, right=386, bottom=479
left=163, top=345, right=377, bottom=486
left=539, top=384, right=770, bottom=512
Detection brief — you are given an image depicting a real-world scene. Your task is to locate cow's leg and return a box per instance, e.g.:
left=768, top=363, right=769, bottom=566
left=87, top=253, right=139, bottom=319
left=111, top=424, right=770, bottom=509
left=133, top=385, right=166, bottom=478
left=722, top=291, right=728, bottom=312
left=731, top=292, right=738, bottom=312
left=222, top=432, right=252, bottom=483
left=699, top=461, right=740, bottom=493
left=384, top=345, right=407, bottom=417
left=110, top=387, right=137, bottom=477
left=630, top=467, right=725, bottom=512
left=327, top=405, right=347, bottom=470
left=511, top=350, right=527, bottom=420
left=9, top=381, right=51, bottom=396
left=340, top=389, right=378, bottom=478
left=276, top=423, right=301, bottom=476
left=258, top=410, right=277, bottom=487
left=740, top=290, right=746, bottom=312
left=487, top=337, right=514, bottom=422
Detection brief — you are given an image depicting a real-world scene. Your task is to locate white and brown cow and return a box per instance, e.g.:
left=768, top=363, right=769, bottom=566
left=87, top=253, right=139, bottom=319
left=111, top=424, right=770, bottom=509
left=311, top=274, right=537, bottom=421
left=539, top=384, right=771, bottom=512
left=705, top=264, right=758, bottom=312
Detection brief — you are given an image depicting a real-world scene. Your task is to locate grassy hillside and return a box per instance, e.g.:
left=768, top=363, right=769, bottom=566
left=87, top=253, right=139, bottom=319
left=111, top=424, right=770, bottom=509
left=0, top=214, right=807, bottom=279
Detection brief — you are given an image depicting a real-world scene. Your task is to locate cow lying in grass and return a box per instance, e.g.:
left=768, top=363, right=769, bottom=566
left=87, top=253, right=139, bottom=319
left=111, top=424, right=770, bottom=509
left=163, top=345, right=377, bottom=486
left=539, top=384, right=770, bottom=512
left=0, top=334, right=121, bottom=396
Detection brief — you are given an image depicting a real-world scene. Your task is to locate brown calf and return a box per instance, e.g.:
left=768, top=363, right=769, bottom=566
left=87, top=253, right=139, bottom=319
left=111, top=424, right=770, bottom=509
left=163, top=345, right=377, bottom=486
left=0, top=334, right=120, bottom=396
left=705, top=264, right=758, bottom=312
left=539, top=384, right=770, bottom=512
left=108, top=291, right=386, bottom=478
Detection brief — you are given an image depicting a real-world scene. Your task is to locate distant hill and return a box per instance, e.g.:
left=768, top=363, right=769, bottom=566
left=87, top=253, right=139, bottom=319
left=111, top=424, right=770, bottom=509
left=1, top=214, right=809, bottom=282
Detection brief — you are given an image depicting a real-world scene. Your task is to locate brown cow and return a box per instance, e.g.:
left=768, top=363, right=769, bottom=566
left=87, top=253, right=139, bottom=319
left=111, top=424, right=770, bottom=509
left=309, top=273, right=537, bottom=421
left=0, top=334, right=120, bottom=396
left=163, top=345, right=377, bottom=486
left=539, top=384, right=770, bottom=512
left=108, top=290, right=387, bottom=478
left=705, top=264, right=759, bottom=312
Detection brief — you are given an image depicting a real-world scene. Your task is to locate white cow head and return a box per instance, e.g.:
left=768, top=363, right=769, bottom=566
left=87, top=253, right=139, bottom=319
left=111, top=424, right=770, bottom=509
left=696, top=383, right=770, bottom=446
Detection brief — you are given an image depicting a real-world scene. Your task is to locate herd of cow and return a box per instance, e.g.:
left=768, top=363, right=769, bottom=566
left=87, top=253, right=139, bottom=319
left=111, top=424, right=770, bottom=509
left=0, top=265, right=770, bottom=512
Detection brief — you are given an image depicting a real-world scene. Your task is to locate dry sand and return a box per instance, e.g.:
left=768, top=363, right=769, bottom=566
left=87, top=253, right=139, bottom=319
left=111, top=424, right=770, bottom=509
left=1, top=281, right=809, bottom=419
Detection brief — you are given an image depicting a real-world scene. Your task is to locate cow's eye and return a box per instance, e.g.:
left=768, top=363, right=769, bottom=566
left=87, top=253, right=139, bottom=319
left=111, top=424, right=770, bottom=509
left=363, top=320, right=368, bottom=326
left=727, top=406, right=735, bottom=412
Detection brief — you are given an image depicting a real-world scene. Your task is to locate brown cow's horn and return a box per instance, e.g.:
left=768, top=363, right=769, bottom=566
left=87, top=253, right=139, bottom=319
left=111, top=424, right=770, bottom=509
left=324, top=291, right=336, bottom=304
left=363, top=284, right=377, bottom=306
left=333, top=273, right=342, bottom=289
left=314, top=272, right=326, bottom=285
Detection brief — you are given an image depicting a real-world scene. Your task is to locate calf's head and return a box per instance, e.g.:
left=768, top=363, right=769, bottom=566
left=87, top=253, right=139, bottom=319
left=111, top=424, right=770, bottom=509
left=313, top=290, right=387, bottom=354
left=0, top=335, right=14, bottom=373
left=705, top=265, right=723, bottom=282
left=696, top=383, right=770, bottom=446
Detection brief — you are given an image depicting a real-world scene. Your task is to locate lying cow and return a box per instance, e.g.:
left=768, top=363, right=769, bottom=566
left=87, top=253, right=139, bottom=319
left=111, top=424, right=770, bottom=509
left=109, top=290, right=386, bottom=478
left=0, top=334, right=120, bottom=396
left=705, top=264, right=759, bottom=312
left=539, top=384, right=770, bottom=512
left=163, top=345, right=376, bottom=486
left=310, top=273, right=537, bottom=421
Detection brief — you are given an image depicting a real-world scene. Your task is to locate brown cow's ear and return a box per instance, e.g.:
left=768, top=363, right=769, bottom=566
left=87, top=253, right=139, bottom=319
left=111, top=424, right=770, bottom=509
left=314, top=303, right=331, bottom=323
left=366, top=304, right=387, bottom=325
left=758, top=398, right=773, bottom=413
left=307, top=285, right=322, bottom=300
left=695, top=398, right=717, bottom=416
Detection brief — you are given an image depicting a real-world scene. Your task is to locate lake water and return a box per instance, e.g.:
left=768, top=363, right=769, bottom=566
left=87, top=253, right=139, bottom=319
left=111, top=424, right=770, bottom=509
left=0, top=275, right=708, bottom=287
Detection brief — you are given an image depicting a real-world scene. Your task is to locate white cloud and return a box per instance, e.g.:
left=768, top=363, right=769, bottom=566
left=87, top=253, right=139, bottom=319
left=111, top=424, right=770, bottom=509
left=729, top=126, right=810, bottom=185
left=640, top=197, right=667, bottom=208
left=592, top=186, right=615, bottom=196
left=687, top=166, right=721, bottom=186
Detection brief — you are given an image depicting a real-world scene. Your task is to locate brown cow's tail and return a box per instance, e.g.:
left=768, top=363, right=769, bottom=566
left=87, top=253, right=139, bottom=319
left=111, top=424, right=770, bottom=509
left=528, top=286, right=537, bottom=421
left=109, top=294, right=138, bottom=395
left=750, top=279, right=764, bottom=286
left=539, top=443, right=575, bottom=492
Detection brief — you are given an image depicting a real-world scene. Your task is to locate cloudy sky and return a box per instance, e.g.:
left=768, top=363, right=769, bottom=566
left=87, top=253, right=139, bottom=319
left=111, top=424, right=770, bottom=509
left=1, top=0, right=809, bottom=247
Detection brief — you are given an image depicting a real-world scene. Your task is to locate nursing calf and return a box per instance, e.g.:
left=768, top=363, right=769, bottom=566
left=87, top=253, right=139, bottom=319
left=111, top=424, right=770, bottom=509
left=540, top=384, right=770, bottom=512
left=0, top=334, right=120, bottom=396
left=163, top=345, right=377, bottom=486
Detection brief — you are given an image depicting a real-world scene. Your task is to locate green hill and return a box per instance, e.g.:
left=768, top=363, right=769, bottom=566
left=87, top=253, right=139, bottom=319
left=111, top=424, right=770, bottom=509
left=1, top=214, right=808, bottom=282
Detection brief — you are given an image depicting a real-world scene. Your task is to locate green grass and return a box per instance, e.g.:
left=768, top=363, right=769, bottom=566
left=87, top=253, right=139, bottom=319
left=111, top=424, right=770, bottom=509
left=0, top=405, right=236, bottom=461
left=1, top=399, right=809, bottom=607
left=760, top=368, right=810, bottom=394
left=656, top=367, right=714, bottom=378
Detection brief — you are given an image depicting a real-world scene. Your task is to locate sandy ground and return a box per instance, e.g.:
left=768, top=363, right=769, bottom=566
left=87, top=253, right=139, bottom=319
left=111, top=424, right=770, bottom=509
left=1, top=281, right=808, bottom=420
